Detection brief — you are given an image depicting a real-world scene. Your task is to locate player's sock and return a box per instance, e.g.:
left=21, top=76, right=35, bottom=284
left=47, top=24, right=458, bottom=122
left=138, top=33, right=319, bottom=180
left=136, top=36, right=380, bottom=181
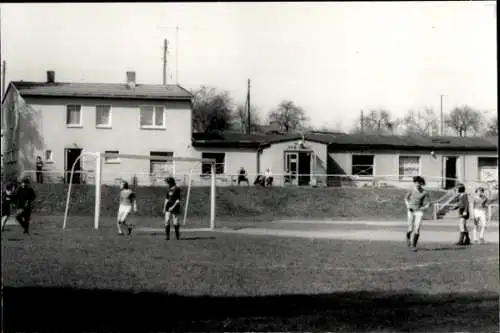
left=174, top=225, right=180, bottom=240
left=117, top=221, right=123, bottom=234
left=480, top=225, right=486, bottom=241
left=406, top=231, right=412, bottom=247
left=456, top=232, right=464, bottom=245
left=165, top=225, right=170, bottom=240
left=472, top=227, right=478, bottom=242
left=412, top=233, right=419, bottom=248
left=463, top=232, right=471, bottom=246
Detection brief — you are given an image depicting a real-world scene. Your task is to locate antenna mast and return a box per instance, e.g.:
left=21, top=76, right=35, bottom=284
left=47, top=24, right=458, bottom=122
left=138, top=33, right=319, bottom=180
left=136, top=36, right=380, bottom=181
left=163, top=39, right=168, bottom=85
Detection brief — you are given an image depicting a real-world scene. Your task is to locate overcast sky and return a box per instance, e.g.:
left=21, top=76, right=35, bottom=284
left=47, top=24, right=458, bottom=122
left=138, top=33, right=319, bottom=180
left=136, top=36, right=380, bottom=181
left=0, top=2, right=497, bottom=130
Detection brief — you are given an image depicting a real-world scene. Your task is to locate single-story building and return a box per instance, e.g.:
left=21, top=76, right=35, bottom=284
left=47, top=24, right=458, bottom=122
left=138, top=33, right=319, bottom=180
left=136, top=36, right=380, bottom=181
left=192, top=131, right=498, bottom=189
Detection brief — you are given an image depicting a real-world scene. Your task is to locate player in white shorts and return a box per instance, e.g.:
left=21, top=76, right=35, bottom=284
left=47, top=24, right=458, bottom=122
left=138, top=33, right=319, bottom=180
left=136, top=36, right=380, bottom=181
left=404, top=176, right=431, bottom=252
left=472, top=187, right=489, bottom=244
left=117, top=181, right=137, bottom=236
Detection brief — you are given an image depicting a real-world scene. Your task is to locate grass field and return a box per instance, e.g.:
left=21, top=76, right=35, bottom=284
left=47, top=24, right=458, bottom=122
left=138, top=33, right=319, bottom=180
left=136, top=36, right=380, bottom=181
left=2, top=215, right=499, bottom=332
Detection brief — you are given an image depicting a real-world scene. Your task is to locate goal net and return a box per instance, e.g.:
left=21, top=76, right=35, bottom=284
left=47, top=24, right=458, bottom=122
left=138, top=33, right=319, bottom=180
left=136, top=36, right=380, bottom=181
left=62, top=152, right=216, bottom=231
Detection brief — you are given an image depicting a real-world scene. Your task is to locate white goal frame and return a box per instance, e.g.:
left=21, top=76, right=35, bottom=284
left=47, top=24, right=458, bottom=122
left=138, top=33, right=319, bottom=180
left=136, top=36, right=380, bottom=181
left=62, top=152, right=216, bottom=230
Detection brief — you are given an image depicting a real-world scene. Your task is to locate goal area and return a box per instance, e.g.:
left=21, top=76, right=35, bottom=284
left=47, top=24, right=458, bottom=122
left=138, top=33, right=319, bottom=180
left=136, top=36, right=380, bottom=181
left=63, top=152, right=216, bottom=231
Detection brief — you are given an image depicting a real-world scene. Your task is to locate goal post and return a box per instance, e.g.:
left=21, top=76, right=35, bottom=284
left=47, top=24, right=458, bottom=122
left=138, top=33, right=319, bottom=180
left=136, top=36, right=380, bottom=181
left=62, top=152, right=216, bottom=231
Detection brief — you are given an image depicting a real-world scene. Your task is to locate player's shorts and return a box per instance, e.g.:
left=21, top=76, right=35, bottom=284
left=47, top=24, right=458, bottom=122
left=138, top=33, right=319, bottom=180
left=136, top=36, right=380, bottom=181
left=473, top=208, right=487, bottom=225
left=117, top=204, right=132, bottom=222
left=459, top=208, right=470, bottom=220
left=165, top=204, right=180, bottom=215
left=164, top=211, right=180, bottom=226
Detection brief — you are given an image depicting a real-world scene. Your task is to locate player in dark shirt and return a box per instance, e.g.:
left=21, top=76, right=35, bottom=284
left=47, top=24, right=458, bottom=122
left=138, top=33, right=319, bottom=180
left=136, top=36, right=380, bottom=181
left=452, top=183, right=471, bottom=246
left=163, top=177, right=181, bottom=240
left=35, top=156, right=44, bottom=184
left=404, top=176, right=431, bottom=251
left=14, top=178, right=36, bottom=234
left=1, top=182, right=16, bottom=231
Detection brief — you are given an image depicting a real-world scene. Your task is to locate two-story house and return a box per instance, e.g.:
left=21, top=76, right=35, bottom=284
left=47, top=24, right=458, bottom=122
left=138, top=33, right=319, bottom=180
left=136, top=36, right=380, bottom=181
left=1, top=70, right=198, bottom=185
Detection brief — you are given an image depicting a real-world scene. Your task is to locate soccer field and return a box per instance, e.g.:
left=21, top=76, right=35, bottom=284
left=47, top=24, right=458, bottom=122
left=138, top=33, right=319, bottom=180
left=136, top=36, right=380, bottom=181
left=2, top=216, right=499, bottom=332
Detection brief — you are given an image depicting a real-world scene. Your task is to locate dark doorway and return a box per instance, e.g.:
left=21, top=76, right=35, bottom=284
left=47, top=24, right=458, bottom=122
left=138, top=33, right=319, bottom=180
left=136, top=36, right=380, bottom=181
left=444, top=156, right=457, bottom=189
left=65, top=148, right=83, bottom=184
left=298, top=151, right=311, bottom=186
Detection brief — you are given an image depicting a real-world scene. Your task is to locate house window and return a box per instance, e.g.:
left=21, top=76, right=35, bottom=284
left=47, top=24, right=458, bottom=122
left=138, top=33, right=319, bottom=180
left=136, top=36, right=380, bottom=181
left=399, top=156, right=420, bottom=180
left=150, top=151, right=174, bottom=184
left=66, top=105, right=82, bottom=126
left=478, top=157, right=498, bottom=182
left=202, top=153, right=225, bottom=175
left=96, top=105, right=112, bottom=128
left=104, top=150, right=120, bottom=164
left=140, top=106, right=165, bottom=128
left=45, top=150, right=54, bottom=163
left=351, top=155, right=374, bottom=176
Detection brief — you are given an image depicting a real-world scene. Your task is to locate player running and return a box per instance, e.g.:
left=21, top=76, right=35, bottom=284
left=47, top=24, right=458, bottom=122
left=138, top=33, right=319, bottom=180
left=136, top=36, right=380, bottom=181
left=1, top=182, right=16, bottom=231
left=452, top=183, right=471, bottom=246
left=471, top=186, right=488, bottom=244
left=14, top=178, right=36, bottom=235
left=116, top=181, right=137, bottom=236
left=163, top=177, right=181, bottom=240
left=404, top=176, right=431, bottom=251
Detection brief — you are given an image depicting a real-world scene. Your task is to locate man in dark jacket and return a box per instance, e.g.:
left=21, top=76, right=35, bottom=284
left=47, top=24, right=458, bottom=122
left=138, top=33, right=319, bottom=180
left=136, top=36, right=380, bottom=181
left=15, top=178, right=36, bottom=234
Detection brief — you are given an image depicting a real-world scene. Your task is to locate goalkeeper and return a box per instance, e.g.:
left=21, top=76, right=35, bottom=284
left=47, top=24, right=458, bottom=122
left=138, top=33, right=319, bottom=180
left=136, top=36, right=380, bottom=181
left=163, top=177, right=181, bottom=240
left=117, top=181, right=137, bottom=236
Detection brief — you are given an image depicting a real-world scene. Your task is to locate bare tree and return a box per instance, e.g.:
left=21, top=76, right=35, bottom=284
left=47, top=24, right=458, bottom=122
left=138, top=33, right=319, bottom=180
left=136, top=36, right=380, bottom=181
left=445, top=105, right=483, bottom=137
left=233, top=103, right=262, bottom=133
left=191, top=86, right=234, bottom=133
left=350, top=109, right=398, bottom=135
left=268, top=100, right=309, bottom=133
left=399, top=107, right=439, bottom=136
left=483, top=115, right=498, bottom=136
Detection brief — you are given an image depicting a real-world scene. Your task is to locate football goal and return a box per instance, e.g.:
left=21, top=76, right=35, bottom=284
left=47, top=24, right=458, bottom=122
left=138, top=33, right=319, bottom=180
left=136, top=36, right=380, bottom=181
left=62, top=152, right=216, bottom=231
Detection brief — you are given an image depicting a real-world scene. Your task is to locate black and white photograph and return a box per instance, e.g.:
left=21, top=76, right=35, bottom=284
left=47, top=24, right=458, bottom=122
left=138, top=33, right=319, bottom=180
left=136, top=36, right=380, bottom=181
left=0, top=2, right=498, bottom=332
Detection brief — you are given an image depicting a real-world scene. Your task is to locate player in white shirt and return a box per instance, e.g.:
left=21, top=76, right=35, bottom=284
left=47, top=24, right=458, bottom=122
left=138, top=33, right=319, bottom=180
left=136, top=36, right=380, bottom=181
left=472, top=187, right=489, bottom=244
left=117, top=181, right=137, bottom=236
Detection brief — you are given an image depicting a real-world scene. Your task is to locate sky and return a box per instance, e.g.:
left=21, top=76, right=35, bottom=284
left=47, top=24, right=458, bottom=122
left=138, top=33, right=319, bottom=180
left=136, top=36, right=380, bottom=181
left=0, top=2, right=497, bottom=130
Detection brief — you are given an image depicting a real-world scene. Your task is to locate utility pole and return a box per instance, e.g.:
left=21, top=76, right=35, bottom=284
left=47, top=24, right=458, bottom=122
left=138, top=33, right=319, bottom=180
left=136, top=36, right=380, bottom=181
left=175, top=26, right=179, bottom=84
left=1, top=61, right=5, bottom=99
left=247, top=79, right=251, bottom=135
left=440, top=94, right=444, bottom=136
left=360, top=110, right=364, bottom=133
left=162, top=39, right=168, bottom=85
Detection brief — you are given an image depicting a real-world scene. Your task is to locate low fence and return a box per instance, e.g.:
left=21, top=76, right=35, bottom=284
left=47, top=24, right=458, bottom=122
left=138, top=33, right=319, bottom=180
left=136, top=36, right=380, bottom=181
left=16, top=169, right=498, bottom=192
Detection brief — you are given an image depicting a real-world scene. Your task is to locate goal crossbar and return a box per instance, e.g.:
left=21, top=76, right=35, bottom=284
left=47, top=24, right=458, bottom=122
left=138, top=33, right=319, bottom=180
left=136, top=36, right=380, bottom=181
left=63, top=152, right=217, bottom=231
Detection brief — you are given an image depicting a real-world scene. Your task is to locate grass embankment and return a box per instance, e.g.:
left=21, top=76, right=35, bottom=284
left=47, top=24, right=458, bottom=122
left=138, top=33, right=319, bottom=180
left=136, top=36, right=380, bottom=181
left=30, top=184, right=445, bottom=221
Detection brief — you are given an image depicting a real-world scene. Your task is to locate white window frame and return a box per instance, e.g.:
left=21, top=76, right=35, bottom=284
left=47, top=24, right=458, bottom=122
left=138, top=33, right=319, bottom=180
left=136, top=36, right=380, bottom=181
left=351, top=154, right=375, bottom=178
left=201, top=152, right=226, bottom=175
left=104, top=150, right=121, bottom=164
left=139, top=105, right=166, bottom=129
left=398, top=155, right=421, bottom=181
left=477, top=156, right=498, bottom=182
left=45, top=149, right=54, bottom=164
left=96, top=105, right=112, bottom=128
left=66, top=104, right=83, bottom=127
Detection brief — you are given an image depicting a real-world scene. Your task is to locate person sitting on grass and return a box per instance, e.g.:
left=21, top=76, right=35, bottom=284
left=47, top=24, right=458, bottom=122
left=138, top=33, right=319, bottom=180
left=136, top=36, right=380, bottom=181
left=1, top=182, right=16, bottom=231
left=404, top=176, right=431, bottom=252
left=116, top=181, right=137, bottom=236
left=452, top=183, right=471, bottom=246
left=163, top=177, right=181, bottom=240
left=264, top=168, right=273, bottom=187
left=14, top=178, right=36, bottom=235
left=238, top=167, right=249, bottom=186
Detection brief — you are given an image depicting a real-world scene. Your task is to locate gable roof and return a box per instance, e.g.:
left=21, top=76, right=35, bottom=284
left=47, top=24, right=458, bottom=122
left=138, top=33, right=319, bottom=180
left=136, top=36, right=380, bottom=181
left=6, top=81, right=192, bottom=102
left=192, top=131, right=498, bottom=151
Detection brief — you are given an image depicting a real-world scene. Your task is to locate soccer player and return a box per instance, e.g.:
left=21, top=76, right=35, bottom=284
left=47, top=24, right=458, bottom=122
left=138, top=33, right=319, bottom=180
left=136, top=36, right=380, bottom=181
left=163, top=177, right=181, bottom=240
left=117, top=181, right=137, bottom=236
left=452, top=183, right=471, bottom=246
left=14, top=178, right=36, bottom=234
left=1, top=182, right=16, bottom=231
left=404, top=176, right=431, bottom=251
left=472, top=187, right=489, bottom=244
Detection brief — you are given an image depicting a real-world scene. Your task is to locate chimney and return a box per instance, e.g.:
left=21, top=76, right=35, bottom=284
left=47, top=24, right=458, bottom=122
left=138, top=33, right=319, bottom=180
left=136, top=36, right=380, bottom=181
left=126, top=71, right=136, bottom=88
left=47, top=70, right=55, bottom=83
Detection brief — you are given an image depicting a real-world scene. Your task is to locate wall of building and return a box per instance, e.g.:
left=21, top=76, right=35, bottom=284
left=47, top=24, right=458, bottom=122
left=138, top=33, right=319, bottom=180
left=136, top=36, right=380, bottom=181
left=328, top=148, right=497, bottom=189
left=260, top=140, right=328, bottom=185
left=16, top=96, right=196, bottom=185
